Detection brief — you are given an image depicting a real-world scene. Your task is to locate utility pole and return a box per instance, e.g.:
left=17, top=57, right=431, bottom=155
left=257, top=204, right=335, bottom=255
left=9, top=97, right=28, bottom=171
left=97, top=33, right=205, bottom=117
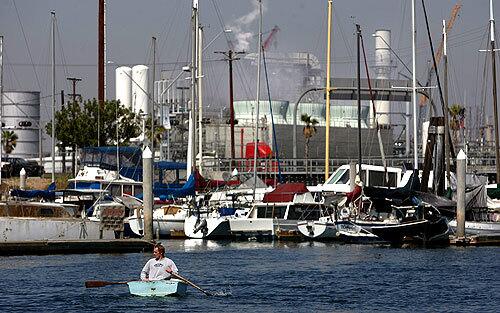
left=66, top=77, right=82, bottom=103
left=215, top=50, right=245, bottom=169
left=51, top=11, right=56, bottom=182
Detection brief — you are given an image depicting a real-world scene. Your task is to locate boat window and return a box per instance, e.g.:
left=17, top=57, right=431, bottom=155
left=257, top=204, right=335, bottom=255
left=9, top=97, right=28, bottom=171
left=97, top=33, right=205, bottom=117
left=133, top=186, right=142, bottom=196
left=368, top=171, right=385, bottom=187
left=367, top=171, right=398, bottom=187
left=110, top=185, right=121, bottom=197
left=326, top=168, right=348, bottom=185
left=256, top=205, right=286, bottom=219
left=287, top=204, right=321, bottom=220
left=123, top=185, right=132, bottom=195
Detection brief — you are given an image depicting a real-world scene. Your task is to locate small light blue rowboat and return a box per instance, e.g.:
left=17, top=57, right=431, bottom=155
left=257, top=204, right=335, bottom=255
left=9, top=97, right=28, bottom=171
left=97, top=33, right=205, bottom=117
left=127, top=279, right=187, bottom=296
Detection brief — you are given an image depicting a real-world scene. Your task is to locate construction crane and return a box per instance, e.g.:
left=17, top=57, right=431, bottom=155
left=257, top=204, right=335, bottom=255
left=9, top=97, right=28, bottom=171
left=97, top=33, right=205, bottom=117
left=263, top=25, right=280, bottom=51
left=419, top=3, right=462, bottom=107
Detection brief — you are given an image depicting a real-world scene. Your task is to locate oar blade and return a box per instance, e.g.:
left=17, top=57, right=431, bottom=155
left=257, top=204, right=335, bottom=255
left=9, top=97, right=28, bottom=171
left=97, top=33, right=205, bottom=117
left=85, top=280, right=110, bottom=288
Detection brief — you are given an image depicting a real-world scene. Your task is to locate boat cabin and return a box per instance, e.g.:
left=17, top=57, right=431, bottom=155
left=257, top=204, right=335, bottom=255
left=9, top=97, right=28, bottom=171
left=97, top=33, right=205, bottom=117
left=311, top=164, right=403, bottom=193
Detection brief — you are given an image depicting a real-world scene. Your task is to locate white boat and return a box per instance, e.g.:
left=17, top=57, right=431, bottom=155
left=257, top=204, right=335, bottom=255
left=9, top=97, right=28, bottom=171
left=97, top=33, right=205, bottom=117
left=128, top=203, right=189, bottom=238
left=127, top=279, right=187, bottom=297
left=229, top=183, right=324, bottom=239
left=0, top=200, right=115, bottom=242
left=184, top=211, right=230, bottom=239
left=448, top=219, right=500, bottom=236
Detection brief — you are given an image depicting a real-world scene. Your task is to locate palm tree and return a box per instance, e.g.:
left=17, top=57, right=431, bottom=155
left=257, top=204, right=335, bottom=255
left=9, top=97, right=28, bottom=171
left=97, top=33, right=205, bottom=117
left=448, top=104, right=465, bottom=147
left=2, top=130, right=18, bottom=154
left=301, top=113, right=318, bottom=175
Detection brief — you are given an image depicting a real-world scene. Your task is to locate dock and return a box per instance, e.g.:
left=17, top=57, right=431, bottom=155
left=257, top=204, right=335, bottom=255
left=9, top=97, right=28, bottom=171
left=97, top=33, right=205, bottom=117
left=0, top=239, right=154, bottom=256
left=449, top=235, right=500, bottom=247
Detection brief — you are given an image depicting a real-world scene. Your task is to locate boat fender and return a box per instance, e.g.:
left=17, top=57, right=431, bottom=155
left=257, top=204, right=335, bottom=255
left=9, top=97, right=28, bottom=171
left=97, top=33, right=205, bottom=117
left=340, top=207, right=350, bottom=219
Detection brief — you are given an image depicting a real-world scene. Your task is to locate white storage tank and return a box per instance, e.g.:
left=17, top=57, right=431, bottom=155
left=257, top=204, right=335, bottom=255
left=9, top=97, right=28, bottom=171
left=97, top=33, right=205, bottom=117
left=1, top=91, right=41, bottom=159
left=115, top=66, right=132, bottom=109
left=132, top=65, right=149, bottom=115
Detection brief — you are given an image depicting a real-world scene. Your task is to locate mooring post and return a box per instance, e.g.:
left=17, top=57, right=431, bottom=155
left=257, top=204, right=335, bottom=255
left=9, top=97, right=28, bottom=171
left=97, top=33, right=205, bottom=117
left=143, top=146, right=154, bottom=241
left=19, top=168, right=26, bottom=190
left=350, top=161, right=357, bottom=190
left=456, top=149, right=466, bottom=238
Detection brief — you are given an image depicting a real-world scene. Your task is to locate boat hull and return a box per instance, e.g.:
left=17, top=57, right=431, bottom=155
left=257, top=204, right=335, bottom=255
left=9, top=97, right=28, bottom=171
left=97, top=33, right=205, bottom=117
left=448, top=220, right=500, bottom=236
left=184, top=215, right=231, bottom=239
left=0, top=217, right=115, bottom=242
left=127, top=279, right=187, bottom=297
left=371, top=218, right=450, bottom=245
left=297, top=220, right=338, bottom=240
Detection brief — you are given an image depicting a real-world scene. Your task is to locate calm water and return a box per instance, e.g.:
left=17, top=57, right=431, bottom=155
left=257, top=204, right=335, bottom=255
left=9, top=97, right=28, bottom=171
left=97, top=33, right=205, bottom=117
left=0, top=240, right=498, bottom=312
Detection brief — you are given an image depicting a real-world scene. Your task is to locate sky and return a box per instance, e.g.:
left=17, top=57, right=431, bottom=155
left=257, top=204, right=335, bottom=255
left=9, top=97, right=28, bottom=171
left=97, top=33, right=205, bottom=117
left=0, top=0, right=498, bottom=134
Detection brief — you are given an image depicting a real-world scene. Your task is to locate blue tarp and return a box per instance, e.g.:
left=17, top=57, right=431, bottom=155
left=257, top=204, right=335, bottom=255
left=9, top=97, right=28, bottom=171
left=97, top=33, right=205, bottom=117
left=10, top=182, right=57, bottom=200
left=136, top=173, right=196, bottom=201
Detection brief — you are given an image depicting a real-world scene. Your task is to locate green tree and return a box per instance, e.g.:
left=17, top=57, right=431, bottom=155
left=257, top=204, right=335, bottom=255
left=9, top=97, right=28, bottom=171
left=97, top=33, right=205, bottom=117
left=301, top=113, right=318, bottom=175
left=2, top=130, right=18, bottom=154
left=145, top=116, right=167, bottom=148
left=46, top=99, right=142, bottom=173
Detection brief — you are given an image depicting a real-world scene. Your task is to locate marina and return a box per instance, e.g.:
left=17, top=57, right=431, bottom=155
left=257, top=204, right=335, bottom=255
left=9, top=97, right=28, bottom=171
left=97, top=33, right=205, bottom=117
left=1, top=0, right=500, bottom=311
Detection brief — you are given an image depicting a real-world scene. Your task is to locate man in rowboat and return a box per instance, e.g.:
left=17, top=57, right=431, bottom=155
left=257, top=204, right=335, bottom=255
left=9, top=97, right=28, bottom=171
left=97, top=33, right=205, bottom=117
left=140, top=244, right=179, bottom=281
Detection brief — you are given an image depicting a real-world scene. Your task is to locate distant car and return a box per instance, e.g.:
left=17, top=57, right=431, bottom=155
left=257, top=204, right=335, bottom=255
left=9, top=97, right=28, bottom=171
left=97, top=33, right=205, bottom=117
left=1, top=157, right=44, bottom=177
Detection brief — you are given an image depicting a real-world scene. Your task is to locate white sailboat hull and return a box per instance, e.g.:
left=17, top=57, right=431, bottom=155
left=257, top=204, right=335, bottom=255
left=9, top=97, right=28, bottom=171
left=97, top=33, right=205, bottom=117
left=183, top=215, right=231, bottom=239
left=128, top=207, right=187, bottom=238
left=297, top=220, right=338, bottom=240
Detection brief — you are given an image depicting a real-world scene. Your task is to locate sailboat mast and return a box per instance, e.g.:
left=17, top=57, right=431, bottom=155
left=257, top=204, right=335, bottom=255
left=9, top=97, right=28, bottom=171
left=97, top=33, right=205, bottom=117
left=489, top=0, right=500, bottom=183
left=51, top=11, right=56, bottom=182
left=198, top=25, right=204, bottom=175
left=252, top=0, right=263, bottom=198
left=187, top=0, right=198, bottom=177
left=356, top=24, right=362, bottom=173
left=443, top=19, right=451, bottom=187
left=324, top=0, right=333, bottom=181
left=0, top=35, right=3, bottom=185
left=151, top=36, right=156, bottom=158
left=411, top=0, right=418, bottom=171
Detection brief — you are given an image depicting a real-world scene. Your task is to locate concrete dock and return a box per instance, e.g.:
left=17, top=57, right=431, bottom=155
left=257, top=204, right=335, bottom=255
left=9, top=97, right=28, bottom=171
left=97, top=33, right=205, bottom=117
left=0, top=239, right=154, bottom=256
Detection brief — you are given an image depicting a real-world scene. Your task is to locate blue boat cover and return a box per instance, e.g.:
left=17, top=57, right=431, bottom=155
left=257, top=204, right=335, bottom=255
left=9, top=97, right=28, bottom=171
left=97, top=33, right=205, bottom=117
left=10, top=182, right=57, bottom=200
left=136, top=173, right=196, bottom=200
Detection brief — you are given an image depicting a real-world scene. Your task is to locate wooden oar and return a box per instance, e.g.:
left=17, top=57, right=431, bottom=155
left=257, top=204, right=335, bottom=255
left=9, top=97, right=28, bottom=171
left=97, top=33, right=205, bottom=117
left=170, top=272, right=212, bottom=296
left=85, top=280, right=130, bottom=288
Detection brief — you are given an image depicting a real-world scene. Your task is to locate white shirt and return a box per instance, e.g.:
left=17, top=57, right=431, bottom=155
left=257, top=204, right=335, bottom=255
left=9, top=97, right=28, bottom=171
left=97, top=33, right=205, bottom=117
left=140, top=257, right=178, bottom=281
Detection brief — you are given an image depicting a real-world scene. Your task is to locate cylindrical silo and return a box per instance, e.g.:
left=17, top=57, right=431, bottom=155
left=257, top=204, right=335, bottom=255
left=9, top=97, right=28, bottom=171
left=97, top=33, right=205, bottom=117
left=115, top=66, right=132, bottom=109
left=132, top=65, right=149, bottom=115
left=372, top=29, right=392, bottom=127
left=1, top=91, right=41, bottom=159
